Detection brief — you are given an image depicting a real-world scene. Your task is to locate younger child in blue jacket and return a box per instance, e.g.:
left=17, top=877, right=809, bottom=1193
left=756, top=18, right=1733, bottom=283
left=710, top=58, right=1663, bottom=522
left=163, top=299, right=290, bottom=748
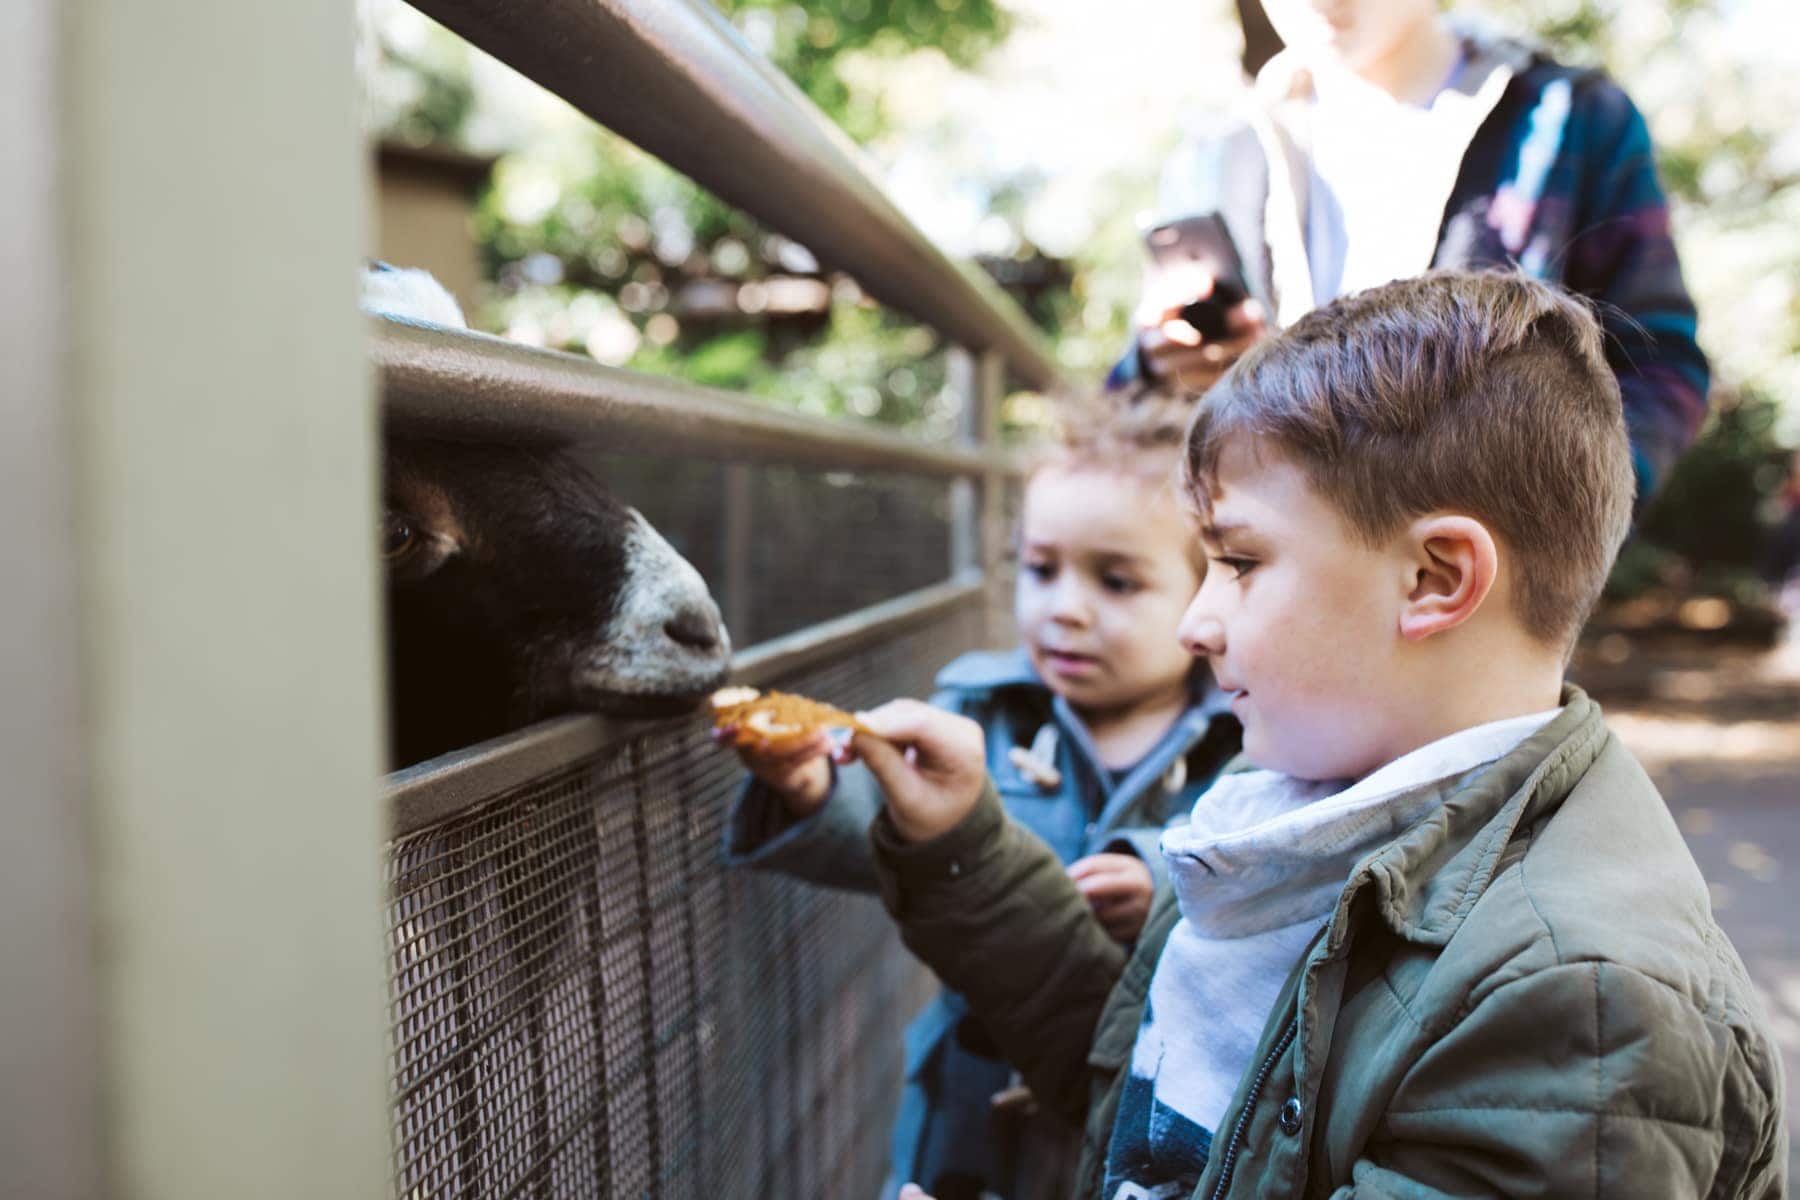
left=717, top=397, right=1243, bottom=1199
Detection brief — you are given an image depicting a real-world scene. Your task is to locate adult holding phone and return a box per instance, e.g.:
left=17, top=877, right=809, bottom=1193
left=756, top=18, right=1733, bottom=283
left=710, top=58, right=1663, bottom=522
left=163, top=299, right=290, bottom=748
left=1110, top=0, right=1709, bottom=505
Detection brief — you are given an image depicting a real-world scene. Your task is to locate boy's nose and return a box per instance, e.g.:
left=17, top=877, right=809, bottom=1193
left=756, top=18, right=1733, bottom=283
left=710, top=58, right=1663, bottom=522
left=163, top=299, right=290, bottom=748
left=1047, top=580, right=1091, bottom=626
left=1177, top=594, right=1224, bottom=658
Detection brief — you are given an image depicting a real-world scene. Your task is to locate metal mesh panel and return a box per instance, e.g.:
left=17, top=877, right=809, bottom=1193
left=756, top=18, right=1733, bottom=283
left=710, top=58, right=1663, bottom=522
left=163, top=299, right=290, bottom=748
left=577, top=450, right=955, bottom=646
left=387, top=602, right=979, bottom=1199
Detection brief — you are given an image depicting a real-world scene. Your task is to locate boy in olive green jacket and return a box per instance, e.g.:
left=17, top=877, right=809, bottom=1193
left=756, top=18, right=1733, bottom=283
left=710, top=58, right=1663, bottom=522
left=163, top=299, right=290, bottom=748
left=843, top=272, right=1786, bottom=1198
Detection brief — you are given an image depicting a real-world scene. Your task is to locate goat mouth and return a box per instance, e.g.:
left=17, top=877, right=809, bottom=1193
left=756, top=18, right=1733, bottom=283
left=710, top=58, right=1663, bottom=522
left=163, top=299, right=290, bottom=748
left=586, top=690, right=705, bottom=719
left=569, top=662, right=731, bottom=719
left=576, top=687, right=718, bottom=720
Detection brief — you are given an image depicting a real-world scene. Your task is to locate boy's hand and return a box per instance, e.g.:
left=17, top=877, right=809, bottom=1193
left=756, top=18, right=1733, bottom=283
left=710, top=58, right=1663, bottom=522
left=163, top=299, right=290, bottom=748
left=710, top=727, right=833, bottom=816
left=1135, top=264, right=1265, bottom=392
left=898, top=1187, right=935, bottom=1200
left=839, top=699, right=987, bottom=843
left=1068, top=853, right=1153, bottom=942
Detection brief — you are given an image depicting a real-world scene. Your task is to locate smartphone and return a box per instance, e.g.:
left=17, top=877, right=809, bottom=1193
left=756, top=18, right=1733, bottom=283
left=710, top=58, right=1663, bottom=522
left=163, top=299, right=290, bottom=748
left=1143, top=214, right=1249, bottom=340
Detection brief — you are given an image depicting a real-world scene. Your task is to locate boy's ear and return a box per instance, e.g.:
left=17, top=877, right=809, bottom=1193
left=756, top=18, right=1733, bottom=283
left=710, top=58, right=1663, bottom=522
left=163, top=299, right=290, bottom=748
left=1397, top=515, right=1498, bottom=642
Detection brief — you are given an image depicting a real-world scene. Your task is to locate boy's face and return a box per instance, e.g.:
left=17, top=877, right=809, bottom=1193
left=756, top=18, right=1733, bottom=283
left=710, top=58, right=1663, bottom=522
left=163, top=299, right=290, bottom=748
left=1258, top=0, right=1440, bottom=75
left=1017, top=465, right=1202, bottom=718
left=1179, top=440, right=1414, bottom=781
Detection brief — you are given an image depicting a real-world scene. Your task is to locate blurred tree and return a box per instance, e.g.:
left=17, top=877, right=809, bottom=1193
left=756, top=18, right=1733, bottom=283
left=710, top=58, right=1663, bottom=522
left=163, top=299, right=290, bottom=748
left=368, top=0, right=1797, bottom=587
left=1610, top=389, right=1793, bottom=599
left=722, top=0, right=1009, bottom=141
left=1479, top=0, right=1800, bottom=597
left=369, top=0, right=1012, bottom=436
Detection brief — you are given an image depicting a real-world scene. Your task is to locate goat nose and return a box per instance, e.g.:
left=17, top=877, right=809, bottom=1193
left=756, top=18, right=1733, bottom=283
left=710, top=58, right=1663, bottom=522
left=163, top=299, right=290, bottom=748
left=664, top=605, right=723, bottom=653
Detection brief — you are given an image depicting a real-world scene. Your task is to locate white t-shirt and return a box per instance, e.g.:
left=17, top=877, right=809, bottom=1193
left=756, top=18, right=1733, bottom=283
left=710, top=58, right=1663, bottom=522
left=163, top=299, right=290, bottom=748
left=1306, top=58, right=1473, bottom=303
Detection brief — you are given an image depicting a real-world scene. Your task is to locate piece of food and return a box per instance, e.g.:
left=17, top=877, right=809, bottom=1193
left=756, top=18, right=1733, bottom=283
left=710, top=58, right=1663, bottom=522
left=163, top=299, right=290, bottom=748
left=710, top=686, right=875, bottom=751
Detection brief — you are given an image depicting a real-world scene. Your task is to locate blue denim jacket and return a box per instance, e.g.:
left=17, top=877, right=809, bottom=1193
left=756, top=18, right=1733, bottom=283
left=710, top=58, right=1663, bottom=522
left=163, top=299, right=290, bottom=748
left=722, top=648, right=1241, bottom=1194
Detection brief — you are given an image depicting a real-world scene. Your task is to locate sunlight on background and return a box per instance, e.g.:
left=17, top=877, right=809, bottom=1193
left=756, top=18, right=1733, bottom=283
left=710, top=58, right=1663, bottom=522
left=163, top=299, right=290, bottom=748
left=356, top=0, right=1800, bottom=1158
left=365, top=0, right=1800, bottom=439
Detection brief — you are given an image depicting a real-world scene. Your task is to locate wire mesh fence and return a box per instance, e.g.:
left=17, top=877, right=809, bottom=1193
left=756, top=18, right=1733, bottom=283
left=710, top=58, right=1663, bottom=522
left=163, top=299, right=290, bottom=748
left=386, top=599, right=981, bottom=1198
left=579, top=450, right=957, bottom=646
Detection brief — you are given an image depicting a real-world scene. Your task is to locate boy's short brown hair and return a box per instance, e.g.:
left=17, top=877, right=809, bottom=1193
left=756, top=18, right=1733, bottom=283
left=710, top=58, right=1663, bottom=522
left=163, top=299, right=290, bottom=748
left=1183, top=270, right=1635, bottom=647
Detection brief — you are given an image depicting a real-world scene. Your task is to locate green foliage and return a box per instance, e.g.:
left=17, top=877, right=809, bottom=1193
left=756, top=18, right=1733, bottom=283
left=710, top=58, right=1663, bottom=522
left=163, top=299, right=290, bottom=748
left=367, top=0, right=1016, bottom=418
left=718, top=0, right=1009, bottom=140
left=380, top=44, right=476, bottom=147
left=1609, top=390, right=1793, bottom=594
left=1490, top=0, right=1799, bottom=601
left=743, top=303, right=951, bottom=429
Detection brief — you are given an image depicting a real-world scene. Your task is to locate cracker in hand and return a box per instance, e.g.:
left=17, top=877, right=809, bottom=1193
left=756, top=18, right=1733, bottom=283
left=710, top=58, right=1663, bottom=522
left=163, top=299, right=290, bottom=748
left=710, top=686, right=876, bottom=752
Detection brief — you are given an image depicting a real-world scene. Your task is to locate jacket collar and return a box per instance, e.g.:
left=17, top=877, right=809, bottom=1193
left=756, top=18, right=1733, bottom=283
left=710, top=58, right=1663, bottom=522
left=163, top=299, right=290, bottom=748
left=1325, top=685, right=1609, bottom=952
left=936, top=649, right=1236, bottom=817
left=932, top=646, right=1041, bottom=692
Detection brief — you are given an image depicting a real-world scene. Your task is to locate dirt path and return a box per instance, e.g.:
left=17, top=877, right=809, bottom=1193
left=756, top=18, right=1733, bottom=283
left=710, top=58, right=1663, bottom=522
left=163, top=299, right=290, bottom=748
left=1578, top=634, right=1800, bottom=1176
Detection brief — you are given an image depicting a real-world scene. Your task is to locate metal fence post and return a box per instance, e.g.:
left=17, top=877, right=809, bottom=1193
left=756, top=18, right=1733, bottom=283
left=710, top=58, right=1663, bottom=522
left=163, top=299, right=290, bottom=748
left=949, top=349, right=980, bottom=581
left=975, top=351, right=1012, bottom=647
left=949, top=347, right=1011, bottom=647
left=723, top=462, right=755, bottom=646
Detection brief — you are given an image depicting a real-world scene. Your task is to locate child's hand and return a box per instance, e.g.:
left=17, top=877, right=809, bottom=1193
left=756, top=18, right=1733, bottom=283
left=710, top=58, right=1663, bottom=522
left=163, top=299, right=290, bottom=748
left=839, top=699, right=987, bottom=843
left=1068, top=853, right=1153, bottom=942
left=897, top=1186, right=936, bottom=1200
left=710, top=727, right=833, bottom=816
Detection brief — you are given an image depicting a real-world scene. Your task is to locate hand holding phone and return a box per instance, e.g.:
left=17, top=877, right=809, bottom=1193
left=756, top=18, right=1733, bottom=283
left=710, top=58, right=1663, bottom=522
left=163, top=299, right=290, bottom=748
left=1144, top=215, right=1248, bottom=340
left=1137, top=214, right=1264, bottom=389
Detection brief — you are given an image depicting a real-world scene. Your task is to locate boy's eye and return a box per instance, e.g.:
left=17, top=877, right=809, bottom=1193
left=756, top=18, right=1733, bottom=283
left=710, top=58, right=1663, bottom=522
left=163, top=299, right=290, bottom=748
left=1210, top=555, right=1257, bottom=581
left=1024, top=559, right=1056, bottom=581
left=1100, top=573, right=1141, bottom=595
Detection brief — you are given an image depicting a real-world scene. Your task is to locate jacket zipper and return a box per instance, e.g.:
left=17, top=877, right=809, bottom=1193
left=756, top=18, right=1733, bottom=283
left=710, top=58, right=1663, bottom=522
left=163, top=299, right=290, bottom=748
left=1205, top=1018, right=1298, bottom=1200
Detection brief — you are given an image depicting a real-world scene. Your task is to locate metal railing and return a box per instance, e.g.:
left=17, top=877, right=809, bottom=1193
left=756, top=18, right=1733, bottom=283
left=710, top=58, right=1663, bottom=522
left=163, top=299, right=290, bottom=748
left=404, top=0, right=1061, bottom=391
left=379, top=1, right=1060, bottom=1196
left=375, top=318, right=1005, bottom=476
left=379, top=0, right=1057, bottom=799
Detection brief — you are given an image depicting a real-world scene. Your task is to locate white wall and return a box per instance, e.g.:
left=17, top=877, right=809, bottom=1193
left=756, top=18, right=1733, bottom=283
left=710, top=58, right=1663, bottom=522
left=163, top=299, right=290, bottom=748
left=2, top=1, right=393, bottom=1195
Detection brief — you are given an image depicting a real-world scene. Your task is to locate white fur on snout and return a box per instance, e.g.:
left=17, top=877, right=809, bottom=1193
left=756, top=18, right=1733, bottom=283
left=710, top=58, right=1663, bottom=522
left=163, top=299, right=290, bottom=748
left=578, top=511, right=731, bottom=699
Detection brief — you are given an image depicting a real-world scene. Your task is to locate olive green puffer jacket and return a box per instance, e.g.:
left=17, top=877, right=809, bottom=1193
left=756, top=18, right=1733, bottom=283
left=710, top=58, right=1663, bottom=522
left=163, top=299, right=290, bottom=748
left=870, top=689, right=1787, bottom=1197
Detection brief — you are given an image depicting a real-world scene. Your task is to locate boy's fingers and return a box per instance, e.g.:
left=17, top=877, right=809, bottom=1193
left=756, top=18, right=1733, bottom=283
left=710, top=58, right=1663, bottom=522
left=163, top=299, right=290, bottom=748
left=855, top=701, right=985, bottom=774
left=1069, top=862, right=1122, bottom=889
left=1069, top=853, right=1139, bottom=879
left=851, top=729, right=908, bottom=782
left=735, top=732, right=831, bottom=773
left=1066, top=854, right=1107, bottom=881
left=756, top=733, right=830, bottom=764
left=853, top=698, right=937, bottom=742
left=1227, top=297, right=1266, bottom=336
left=1158, top=317, right=1203, bottom=348
left=898, top=1186, right=935, bottom=1200
left=1138, top=265, right=1215, bottom=324
left=1144, top=342, right=1225, bottom=385
left=1075, top=874, right=1137, bottom=901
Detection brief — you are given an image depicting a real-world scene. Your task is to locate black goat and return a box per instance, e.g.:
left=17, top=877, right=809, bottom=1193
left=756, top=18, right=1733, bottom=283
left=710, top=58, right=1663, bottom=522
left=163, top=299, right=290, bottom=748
left=369, top=266, right=730, bottom=766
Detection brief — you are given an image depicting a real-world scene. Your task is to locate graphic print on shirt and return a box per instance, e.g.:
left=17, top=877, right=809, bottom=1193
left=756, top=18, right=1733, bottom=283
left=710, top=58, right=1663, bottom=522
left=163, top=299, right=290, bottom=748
left=1103, top=992, right=1213, bottom=1199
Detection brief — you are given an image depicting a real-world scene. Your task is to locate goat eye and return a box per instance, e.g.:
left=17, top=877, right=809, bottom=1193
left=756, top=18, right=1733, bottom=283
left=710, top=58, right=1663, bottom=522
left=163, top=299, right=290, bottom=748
left=382, top=517, right=416, bottom=559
